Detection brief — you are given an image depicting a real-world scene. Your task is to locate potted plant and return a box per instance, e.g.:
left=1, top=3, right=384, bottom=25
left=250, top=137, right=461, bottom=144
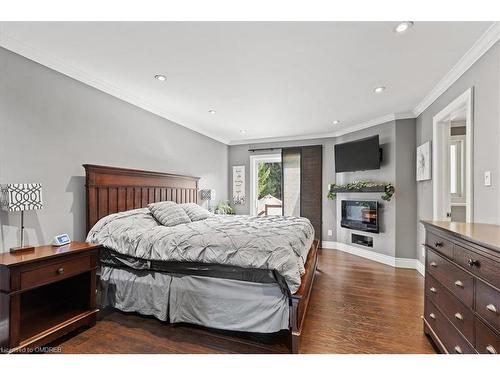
left=214, top=200, right=235, bottom=215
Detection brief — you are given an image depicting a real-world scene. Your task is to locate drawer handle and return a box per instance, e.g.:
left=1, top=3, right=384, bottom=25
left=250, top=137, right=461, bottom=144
left=486, top=304, right=498, bottom=313
left=434, top=241, right=444, bottom=248
left=454, top=346, right=463, bottom=354
left=467, top=258, right=480, bottom=268
left=429, top=287, right=437, bottom=294
left=454, top=312, right=464, bottom=321
left=454, top=280, right=464, bottom=288
left=429, top=313, right=436, bottom=320
left=57, top=267, right=65, bottom=275
left=486, top=345, right=497, bottom=354
left=430, top=262, right=437, bottom=268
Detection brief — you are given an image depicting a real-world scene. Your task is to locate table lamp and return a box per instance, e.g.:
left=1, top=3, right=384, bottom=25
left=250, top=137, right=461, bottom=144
left=200, top=189, right=216, bottom=212
left=1, top=183, right=43, bottom=252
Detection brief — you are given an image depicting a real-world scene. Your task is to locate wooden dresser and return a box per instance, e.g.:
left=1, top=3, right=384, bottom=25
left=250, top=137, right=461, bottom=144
left=422, top=221, right=500, bottom=354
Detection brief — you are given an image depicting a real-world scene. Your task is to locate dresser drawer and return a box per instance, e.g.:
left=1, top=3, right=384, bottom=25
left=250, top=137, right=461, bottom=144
left=475, top=318, right=500, bottom=354
left=20, top=254, right=92, bottom=290
left=425, top=301, right=475, bottom=354
left=426, top=248, right=474, bottom=307
left=426, top=231, right=454, bottom=259
left=454, top=244, right=500, bottom=288
left=425, top=274, right=474, bottom=343
left=476, top=280, right=500, bottom=332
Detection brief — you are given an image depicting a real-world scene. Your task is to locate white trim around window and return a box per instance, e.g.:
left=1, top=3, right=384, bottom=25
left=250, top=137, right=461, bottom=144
left=249, top=153, right=281, bottom=216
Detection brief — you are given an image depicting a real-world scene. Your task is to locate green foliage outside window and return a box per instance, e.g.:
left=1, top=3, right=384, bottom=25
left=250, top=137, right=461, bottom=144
left=258, top=162, right=282, bottom=199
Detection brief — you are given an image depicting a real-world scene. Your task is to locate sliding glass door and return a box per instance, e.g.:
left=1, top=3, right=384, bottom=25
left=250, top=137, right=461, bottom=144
left=249, top=146, right=322, bottom=246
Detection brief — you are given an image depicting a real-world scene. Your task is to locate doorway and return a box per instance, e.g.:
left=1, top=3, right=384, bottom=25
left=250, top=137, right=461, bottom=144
left=249, top=154, right=282, bottom=216
left=432, top=88, right=473, bottom=222
left=249, top=146, right=322, bottom=246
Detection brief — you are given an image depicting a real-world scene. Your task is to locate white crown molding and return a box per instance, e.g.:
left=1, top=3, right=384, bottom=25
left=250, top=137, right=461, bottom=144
left=322, top=241, right=423, bottom=276
left=0, top=29, right=231, bottom=145
left=413, top=22, right=500, bottom=117
left=228, top=111, right=414, bottom=146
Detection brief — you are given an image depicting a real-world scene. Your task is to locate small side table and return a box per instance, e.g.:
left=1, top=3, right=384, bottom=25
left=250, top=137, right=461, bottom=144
left=0, top=242, right=100, bottom=353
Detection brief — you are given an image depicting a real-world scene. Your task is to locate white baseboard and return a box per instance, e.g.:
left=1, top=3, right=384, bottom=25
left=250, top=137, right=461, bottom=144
left=322, top=241, right=396, bottom=267
left=415, top=260, right=425, bottom=276
left=322, top=240, right=424, bottom=276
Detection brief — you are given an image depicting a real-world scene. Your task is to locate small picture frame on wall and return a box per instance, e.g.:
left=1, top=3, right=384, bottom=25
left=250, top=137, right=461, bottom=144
left=416, top=141, right=431, bottom=181
left=232, top=165, right=246, bottom=205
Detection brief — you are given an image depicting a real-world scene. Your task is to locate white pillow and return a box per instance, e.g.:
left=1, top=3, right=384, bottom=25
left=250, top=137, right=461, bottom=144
left=148, top=201, right=191, bottom=227
left=180, top=203, right=213, bottom=221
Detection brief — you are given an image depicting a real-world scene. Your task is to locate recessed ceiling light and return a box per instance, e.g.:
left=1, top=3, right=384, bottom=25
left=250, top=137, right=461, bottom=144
left=373, top=86, right=386, bottom=94
left=394, top=21, right=414, bottom=34
left=240, top=130, right=247, bottom=134
left=332, top=120, right=340, bottom=125
left=208, top=109, right=216, bottom=114
left=154, top=74, right=166, bottom=81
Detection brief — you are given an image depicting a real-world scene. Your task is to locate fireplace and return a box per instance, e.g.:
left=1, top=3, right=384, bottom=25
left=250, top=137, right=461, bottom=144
left=341, top=200, right=379, bottom=233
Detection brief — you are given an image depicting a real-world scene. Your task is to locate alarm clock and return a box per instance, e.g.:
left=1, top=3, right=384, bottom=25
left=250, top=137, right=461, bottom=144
left=52, top=233, right=71, bottom=246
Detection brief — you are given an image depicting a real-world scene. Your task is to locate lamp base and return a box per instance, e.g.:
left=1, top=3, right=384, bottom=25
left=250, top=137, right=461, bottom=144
left=10, top=245, right=35, bottom=253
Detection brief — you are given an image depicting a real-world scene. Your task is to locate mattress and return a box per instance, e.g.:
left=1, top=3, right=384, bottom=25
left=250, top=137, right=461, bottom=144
left=98, top=266, right=290, bottom=333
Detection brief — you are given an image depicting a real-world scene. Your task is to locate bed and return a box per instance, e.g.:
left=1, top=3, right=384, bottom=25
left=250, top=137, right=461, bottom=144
left=83, top=164, right=318, bottom=353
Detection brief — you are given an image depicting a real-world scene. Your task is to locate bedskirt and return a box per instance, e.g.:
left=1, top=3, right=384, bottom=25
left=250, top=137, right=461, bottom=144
left=98, top=266, right=290, bottom=333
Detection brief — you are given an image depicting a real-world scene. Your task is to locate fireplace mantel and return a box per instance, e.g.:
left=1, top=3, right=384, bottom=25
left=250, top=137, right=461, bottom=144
left=329, top=186, right=385, bottom=193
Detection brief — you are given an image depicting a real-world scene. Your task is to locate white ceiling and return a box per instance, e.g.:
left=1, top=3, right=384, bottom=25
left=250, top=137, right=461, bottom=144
left=0, top=22, right=494, bottom=144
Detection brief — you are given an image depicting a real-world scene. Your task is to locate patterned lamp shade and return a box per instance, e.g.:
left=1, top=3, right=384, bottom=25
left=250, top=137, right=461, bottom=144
left=200, top=189, right=216, bottom=201
left=0, top=183, right=43, bottom=212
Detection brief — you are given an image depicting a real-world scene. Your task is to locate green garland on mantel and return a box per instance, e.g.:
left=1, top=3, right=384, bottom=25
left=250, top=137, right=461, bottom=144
left=327, top=181, right=395, bottom=201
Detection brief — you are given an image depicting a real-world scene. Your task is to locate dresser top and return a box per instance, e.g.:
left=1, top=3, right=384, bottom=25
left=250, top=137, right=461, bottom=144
left=422, top=221, right=500, bottom=253
left=0, top=242, right=100, bottom=267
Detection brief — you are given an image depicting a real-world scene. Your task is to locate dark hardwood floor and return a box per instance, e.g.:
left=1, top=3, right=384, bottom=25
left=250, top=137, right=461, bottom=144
left=52, top=249, right=436, bottom=354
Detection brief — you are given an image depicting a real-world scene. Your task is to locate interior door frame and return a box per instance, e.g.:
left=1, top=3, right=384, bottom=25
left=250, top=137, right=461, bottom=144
left=249, top=153, right=282, bottom=216
left=432, top=87, right=474, bottom=222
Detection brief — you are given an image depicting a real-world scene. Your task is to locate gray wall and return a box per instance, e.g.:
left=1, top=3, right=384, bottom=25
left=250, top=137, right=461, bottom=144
left=228, top=119, right=418, bottom=259
left=0, top=47, right=228, bottom=251
left=395, top=119, right=417, bottom=259
left=334, top=121, right=397, bottom=258
left=416, top=41, right=500, bottom=264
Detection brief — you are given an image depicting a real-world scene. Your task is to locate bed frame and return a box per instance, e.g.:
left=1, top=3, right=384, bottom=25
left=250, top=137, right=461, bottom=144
left=83, top=164, right=318, bottom=353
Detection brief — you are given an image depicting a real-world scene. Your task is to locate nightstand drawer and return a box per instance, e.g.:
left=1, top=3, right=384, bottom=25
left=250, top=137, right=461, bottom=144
left=20, top=255, right=92, bottom=290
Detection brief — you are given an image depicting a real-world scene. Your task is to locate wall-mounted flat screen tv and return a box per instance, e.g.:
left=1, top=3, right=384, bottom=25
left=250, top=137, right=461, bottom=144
left=334, top=135, right=381, bottom=172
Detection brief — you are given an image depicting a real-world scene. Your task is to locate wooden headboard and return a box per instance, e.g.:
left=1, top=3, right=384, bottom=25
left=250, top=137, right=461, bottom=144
left=83, top=164, right=200, bottom=233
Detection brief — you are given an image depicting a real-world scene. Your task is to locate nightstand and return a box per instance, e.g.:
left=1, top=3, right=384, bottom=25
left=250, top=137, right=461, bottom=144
left=0, top=242, right=100, bottom=353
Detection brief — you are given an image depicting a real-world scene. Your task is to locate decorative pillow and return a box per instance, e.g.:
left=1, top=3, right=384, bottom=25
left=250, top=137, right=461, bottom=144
left=180, top=203, right=213, bottom=221
left=148, top=201, right=191, bottom=227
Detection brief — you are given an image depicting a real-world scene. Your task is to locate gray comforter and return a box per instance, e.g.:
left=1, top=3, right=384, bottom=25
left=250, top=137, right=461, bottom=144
left=87, top=209, right=314, bottom=293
